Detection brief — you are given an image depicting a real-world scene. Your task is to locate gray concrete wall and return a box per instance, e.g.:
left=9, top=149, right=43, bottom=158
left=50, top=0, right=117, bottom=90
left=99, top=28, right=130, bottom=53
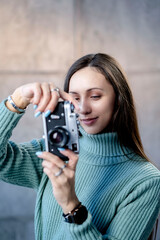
left=0, top=0, right=159, bottom=239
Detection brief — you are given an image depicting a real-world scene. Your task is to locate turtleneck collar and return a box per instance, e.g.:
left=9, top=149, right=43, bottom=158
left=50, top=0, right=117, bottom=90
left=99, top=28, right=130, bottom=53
left=79, top=127, right=135, bottom=165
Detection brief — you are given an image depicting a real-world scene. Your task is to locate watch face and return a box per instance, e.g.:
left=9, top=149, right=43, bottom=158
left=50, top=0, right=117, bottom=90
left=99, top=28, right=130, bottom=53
left=66, top=214, right=75, bottom=223
left=64, top=205, right=88, bottom=224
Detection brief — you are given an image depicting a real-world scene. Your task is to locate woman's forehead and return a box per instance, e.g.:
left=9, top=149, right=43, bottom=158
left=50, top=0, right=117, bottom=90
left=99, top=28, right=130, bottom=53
left=69, top=67, right=113, bottom=94
left=69, top=67, right=107, bottom=89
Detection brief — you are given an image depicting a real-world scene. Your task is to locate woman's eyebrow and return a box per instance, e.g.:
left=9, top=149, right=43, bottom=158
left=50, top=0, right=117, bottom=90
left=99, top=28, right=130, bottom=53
left=69, top=91, right=78, bottom=94
left=87, top=88, right=103, bottom=92
left=69, top=88, right=103, bottom=94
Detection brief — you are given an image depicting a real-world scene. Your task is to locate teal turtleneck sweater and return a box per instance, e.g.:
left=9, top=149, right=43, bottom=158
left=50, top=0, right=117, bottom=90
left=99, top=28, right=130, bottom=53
left=0, top=100, right=160, bottom=240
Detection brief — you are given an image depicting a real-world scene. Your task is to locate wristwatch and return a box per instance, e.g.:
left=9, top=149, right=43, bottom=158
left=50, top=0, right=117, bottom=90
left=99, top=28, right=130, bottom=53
left=63, top=203, right=88, bottom=224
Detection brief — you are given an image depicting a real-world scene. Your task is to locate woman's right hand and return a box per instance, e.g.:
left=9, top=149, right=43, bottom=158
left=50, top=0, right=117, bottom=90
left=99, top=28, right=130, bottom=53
left=6, top=82, right=79, bottom=116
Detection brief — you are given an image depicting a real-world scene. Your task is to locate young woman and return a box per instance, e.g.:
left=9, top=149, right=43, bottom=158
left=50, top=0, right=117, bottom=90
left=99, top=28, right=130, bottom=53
left=0, top=53, right=159, bottom=240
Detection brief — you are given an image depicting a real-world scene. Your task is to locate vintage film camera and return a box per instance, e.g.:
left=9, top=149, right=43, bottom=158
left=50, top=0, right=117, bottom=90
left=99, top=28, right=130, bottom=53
left=42, top=101, right=80, bottom=161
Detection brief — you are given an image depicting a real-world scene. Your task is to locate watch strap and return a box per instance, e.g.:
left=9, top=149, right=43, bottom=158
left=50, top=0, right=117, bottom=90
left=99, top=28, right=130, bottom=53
left=63, top=204, right=88, bottom=224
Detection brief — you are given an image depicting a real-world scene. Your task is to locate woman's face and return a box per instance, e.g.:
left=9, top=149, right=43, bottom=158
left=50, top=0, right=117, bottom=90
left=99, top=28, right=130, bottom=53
left=69, top=67, right=116, bottom=134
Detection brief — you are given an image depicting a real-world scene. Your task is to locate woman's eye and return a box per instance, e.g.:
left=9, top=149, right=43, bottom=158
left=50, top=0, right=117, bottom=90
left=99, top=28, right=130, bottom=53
left=91, top=95, right=101, bottom=99
left=74, top=97, right=80, bottom=101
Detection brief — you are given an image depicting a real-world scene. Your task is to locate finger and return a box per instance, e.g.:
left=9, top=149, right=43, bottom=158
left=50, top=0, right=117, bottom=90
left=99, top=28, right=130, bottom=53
left=35, top=83, right=51, bottom=112
left=42, top=160, right=67, bottom=173
left=43, top=167, right=55, bottom=181
left=59, top=90, right=80, bottom=111
left=44, top=90, right=60, bottom=113
left=36, top=151, right=65, bottom=168
left=31, top=83, right=43, bottom=105
left=58, top=149, right=79, bottom=170
left=42, top=160, right=56, bottom=169
left=19, top=83, right=42, bottom=106
left=43, top=162, right=67, bottom=185
left=42, top=160, right=62, bottom=176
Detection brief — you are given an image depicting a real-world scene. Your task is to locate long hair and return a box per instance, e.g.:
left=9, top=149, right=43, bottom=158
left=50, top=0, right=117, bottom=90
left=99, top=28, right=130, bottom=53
left=64, top=53, right=149, bottom=161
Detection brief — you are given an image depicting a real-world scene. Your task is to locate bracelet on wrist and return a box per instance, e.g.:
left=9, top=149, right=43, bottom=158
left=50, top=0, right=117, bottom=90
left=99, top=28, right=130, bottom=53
left=63, top=202, right=82, bottom=217
left=62, top=202, right=88, bottom=224
left=7, top=95, right=27, bottom=113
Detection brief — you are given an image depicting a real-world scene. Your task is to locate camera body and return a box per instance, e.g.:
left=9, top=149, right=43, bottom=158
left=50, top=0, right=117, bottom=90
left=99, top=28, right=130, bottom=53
left=42, top=101, right=79, bottom=161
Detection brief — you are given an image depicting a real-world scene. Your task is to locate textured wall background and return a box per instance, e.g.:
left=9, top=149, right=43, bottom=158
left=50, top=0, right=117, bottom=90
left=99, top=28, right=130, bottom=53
left=0, top=0, right=160, bottom=239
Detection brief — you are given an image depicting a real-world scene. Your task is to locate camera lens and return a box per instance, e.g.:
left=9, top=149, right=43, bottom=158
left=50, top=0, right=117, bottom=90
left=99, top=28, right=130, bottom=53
left=48, top=127, right=69, bottom=147
left=51, top=132, right=63, bottom=144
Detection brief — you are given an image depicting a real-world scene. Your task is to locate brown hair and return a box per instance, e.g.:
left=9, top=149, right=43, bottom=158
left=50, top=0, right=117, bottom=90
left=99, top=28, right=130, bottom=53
left=64, top=53, right=149, bottom=161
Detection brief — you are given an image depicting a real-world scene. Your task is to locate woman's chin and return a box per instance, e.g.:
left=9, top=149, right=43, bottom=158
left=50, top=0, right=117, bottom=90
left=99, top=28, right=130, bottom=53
left=81, top=125, right=102, bottom=135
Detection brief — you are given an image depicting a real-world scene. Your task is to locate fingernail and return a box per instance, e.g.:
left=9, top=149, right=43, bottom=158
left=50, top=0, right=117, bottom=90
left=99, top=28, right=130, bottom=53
left=33, top=104, right=38, bottom=110
left=34, top=111, right=41, bottom=118
left=45, top=110, right=51, bottom=118
left=58, top=148, right=65, bottom=151
left=36, top=151, right=43, bottom=156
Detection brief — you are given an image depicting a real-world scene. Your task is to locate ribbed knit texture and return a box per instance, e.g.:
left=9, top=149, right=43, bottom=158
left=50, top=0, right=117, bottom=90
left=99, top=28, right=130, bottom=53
left=0, top=100, right=160, bottom=240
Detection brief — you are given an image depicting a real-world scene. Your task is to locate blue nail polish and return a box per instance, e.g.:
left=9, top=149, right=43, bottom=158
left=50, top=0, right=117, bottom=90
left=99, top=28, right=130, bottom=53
left=58, top=148, right=65, bottom=151
left=36, top=151, right=43, bottom=156
left=34, top=111, right=41, bottom=118
left=33, top=104, right=38, bottom=110
left=45, top=110, right=51, bottom=118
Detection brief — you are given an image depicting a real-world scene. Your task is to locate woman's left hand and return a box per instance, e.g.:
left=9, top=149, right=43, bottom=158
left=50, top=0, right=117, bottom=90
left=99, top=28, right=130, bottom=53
left=36, top=149, right=80, bottom=214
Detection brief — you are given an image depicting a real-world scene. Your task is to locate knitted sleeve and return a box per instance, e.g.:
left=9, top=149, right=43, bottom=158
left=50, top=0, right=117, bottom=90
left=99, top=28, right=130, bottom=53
left=64, top=177, right=160, bottom=240
left=0, top=100, right=44, bottom=190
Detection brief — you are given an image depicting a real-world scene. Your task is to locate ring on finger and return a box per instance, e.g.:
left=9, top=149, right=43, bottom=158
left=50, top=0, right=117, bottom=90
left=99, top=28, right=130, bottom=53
left=54, top=164, right=66, bottom=177
left=61, top=164, right=67, bottom=170
left=50, top=87, right=60, bottom=98
left=54, top=168, right=63, bottom=177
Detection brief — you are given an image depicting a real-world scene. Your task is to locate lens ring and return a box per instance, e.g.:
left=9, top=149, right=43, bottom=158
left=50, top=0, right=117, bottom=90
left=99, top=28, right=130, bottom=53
left=48, top=127, right=69, bottom=147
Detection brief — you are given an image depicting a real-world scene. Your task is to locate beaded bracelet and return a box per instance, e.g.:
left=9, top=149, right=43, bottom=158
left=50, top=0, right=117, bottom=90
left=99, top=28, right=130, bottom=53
left=7, top=95, right=27, bottom=113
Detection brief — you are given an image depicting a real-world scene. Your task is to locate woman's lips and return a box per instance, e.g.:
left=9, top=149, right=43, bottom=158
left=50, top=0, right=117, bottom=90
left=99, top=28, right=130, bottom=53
left=80, top=117, right=98, bottom=126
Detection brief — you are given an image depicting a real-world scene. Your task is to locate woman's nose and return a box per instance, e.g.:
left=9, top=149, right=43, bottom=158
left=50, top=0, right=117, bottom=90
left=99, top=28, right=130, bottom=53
left=78, top=100, right=91, bottom=115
